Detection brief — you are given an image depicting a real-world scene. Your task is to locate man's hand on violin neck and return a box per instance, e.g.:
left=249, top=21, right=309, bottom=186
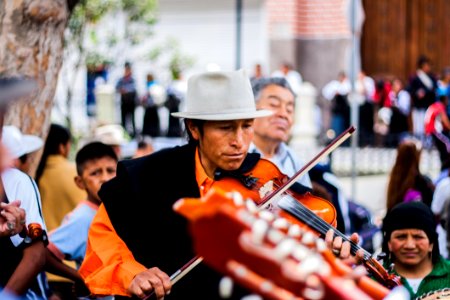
left=128, top=267, right=171, bottom=299
left=325, top=230, right=364, bottom=264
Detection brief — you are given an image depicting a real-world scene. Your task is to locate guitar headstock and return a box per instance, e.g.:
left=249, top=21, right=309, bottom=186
left=174, top=187, right=390, bottom=300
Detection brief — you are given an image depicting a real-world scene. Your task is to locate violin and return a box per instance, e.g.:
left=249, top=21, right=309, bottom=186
left=174, top=186, right=390, bottom=300
left=210, top=155, right=400, bottom=289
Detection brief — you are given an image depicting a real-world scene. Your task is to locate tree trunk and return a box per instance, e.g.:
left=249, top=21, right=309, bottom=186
left=0, top=0, right=78, bottom=176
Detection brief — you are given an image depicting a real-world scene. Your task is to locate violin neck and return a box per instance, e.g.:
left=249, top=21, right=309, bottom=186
left=277, top=195, right=372, bottom=260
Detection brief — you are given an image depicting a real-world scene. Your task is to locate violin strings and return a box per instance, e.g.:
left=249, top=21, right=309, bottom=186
left=277, top=195, right=372, bottom=260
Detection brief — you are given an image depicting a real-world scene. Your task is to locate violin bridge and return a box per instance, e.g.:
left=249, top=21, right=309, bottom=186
left=259, top=180, right=274, bottom=199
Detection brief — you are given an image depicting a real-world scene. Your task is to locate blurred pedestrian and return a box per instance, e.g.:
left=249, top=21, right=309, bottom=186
left=408, top=55, right=438, bottom=141
left=116, top=62, right=137, bottom=137
left=141, top=74, right=164, bottom=137
left=165, top=72, right=186, bottom=137
left=271, top=61, right=302, bottom=93
left=424, top=94, right=450, bottom=166
left=431, top=171, right=450, bottom=259
left=133, top=136, right=154, bottom=158
left=386, top=139, right=434, bottom=212
left=45, top=142, right=117, bottom=299
left=1, top=125, right=43, bottom=173
left=387, top=78, right=411, bottom=147
left=0, top=77, right=47, bottom=300
left=93, top=124, right=127, bottom=159
left=355, top=71, right=376, bottom=146
left=322, top=72, right=351, bottom=138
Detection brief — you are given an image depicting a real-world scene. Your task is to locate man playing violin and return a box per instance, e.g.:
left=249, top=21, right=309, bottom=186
left=80, top=69, right=361, bottom=299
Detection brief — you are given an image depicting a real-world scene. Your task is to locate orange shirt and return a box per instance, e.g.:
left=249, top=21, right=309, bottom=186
left=79, top=149, right=213, bottom=297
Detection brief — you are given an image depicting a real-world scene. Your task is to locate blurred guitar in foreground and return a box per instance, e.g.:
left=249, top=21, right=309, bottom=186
left=174, top=187, right=395, bottom=300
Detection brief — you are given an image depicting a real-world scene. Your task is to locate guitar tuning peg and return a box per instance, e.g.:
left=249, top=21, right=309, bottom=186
left=228, top=191, right=244, bottom=206
left=245, top=199, right=258, bottom=213
left=251, top=219, right=269, bottom=245
left=272, top=217, right=289, bottom=230
left=274, top=238, right=297, bottom=260
left=301, top=231, right=315, bottom=246
left=258, top=210, right=275, bottom=222
left=287, top=224, right=302, bottom=238
left=219, top=276, right=234, bottom=299
left=267, top=228, right=284, bottom=244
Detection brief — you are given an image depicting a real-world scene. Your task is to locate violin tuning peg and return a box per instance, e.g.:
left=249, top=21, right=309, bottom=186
left=219, top=276, right=234, bottom=299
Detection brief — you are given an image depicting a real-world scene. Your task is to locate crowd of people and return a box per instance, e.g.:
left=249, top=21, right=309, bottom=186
left=0, top=64, right=450, bottom=300
left=322, top=55, right=450, bottom=159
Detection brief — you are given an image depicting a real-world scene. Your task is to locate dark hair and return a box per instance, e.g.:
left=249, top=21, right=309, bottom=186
left=76, top=142, right=118, bottom=175
left=35, top=124, right=71, bottom=182
left=184, top=119, right=206, bottom=146
left=386, top=141, right=421, bottom=211
left=18, top=154, right=28, bottom=164
left=251, top=77, right=296, bottom=102
left=417, top=55, right=431, bottom=69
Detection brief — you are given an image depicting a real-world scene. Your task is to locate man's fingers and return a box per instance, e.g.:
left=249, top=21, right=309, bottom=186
left=154, top=269, right=171, bottom=295
left=349, top=232, right=360, bottom=244
left=325, top=229, right=334, bottom=248
left=332, top=236, right=343, bottom=252
left=339, top=241, right=351, bottom=259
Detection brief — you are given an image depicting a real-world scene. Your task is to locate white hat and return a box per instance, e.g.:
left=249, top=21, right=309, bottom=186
left=1, top=125, right=43, bottom=158
left=171, top=69, right=272, bottom=120
left=94, top=124, right=127, bottom=146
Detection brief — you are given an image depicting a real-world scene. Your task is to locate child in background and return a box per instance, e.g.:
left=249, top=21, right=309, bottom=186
left=44, top=142, right=117, bottom=299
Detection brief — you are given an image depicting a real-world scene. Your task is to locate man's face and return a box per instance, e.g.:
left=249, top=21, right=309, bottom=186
left=388, top=229, right=433, bottom=267
left=190, top=119, right=254, bottom=176
left=75, top=157, right=117, bottom=204
left=253, top=84, right=295, bottom=143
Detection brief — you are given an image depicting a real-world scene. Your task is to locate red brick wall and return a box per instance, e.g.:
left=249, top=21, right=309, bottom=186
left=268, top=0, right=351, bottom=39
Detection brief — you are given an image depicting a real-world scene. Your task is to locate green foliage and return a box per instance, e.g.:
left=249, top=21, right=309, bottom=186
left=147, top=37, right=196, bottom=79
left=85, top=51, right=112, bottom=70
left=67, top=0, right=157, bottom=61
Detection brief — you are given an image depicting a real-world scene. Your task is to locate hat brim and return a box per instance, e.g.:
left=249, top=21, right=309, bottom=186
left=171, top=109, right=273, bottom=121
left=15, top=135, right=43, bottom=158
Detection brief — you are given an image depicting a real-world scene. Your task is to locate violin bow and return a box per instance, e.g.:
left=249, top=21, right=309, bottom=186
left=145, top=126, right=355, bottom=298
left=258, top=126, right=355, bottom=209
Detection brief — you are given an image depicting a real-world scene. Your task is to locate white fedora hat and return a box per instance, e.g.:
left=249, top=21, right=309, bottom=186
left=2, top=125, right=43, bottom=158
left=171, top=69, right=272, bottom=120
left=94, top=124, right=128, bottom=146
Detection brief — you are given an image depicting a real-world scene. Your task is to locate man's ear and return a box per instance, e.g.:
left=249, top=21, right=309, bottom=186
left=186, top=120, right=200, bottom=140
left=74, top=175, right=85, bottom=190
